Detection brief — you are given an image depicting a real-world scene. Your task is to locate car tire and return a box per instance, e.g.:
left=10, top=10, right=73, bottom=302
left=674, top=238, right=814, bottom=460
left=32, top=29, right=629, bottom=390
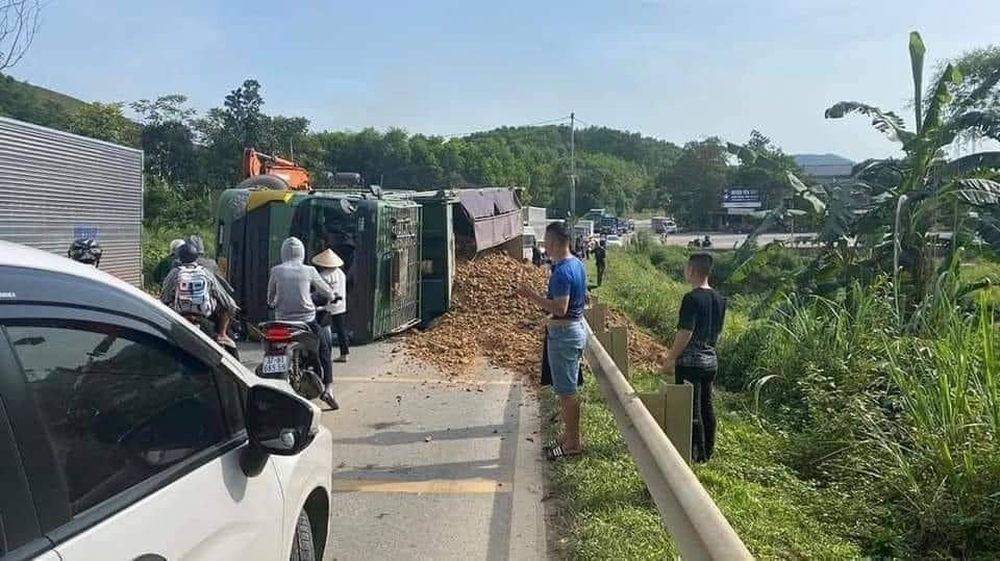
left=290, top=509, right=316, bottom=561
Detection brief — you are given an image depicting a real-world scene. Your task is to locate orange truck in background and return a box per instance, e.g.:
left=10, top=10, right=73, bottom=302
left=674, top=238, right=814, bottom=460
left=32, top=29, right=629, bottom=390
left=241, top=148, right=311, bottom=190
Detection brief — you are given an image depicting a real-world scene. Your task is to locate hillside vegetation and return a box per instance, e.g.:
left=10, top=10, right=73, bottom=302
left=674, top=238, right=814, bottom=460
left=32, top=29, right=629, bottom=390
left=0, top=74, right=85, bottom=129
left=2, top=74, right=807, bottom=233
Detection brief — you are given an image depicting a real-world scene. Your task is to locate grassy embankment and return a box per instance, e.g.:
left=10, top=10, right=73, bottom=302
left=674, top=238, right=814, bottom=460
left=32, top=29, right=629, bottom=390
left=546, top=247, right=861, bottom=559
left=549, top=242, right=1000, bottom=559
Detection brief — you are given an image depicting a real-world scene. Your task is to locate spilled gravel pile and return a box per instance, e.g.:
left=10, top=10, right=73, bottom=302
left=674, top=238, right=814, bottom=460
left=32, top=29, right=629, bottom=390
left=402, top=253, right=549, bottom=380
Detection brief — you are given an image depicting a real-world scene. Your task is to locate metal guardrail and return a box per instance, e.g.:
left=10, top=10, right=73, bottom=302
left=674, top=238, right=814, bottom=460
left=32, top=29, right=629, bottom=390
left=581, top=307, right=752, bottom=561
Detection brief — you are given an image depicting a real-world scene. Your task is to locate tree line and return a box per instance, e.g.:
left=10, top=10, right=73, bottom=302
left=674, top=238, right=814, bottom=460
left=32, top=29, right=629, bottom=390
left=5, top=38, right=998, bottom=231
left=1, top=73, right=812, bottom=229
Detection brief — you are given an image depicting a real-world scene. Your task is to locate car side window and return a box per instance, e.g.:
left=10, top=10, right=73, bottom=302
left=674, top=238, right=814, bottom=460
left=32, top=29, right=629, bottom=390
left=3, top=321, right=230, bottom=516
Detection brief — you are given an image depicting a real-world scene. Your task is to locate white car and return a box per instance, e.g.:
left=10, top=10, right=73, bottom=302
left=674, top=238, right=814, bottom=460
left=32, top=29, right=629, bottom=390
left=0, top=241, right=333, bottom=561
left=605, top=234, right=625, bottom=247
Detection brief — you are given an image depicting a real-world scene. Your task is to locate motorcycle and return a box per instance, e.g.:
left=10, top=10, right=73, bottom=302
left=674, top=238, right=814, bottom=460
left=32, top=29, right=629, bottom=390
left=687, top=237, right=713, bottom=249
left=182, top=313, right=240, bottom=360
left=255, top=321, right=324, bottom=400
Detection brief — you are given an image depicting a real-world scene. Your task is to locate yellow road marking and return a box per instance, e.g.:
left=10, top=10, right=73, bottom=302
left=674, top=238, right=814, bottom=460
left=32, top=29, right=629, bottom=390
left=335, top=376, right=513, bottom=386
left=333, top=478, right=509, bottom=494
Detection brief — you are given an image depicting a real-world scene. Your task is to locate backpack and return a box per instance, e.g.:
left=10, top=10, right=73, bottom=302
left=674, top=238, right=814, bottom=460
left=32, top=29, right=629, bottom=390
left=173, top=264, right=216, bottom=317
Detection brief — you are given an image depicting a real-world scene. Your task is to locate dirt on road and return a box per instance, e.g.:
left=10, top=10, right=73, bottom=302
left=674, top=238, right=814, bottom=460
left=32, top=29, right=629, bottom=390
left=401, top=252, right=669, bottom=381
left=402, top=252, right=549, bottom=382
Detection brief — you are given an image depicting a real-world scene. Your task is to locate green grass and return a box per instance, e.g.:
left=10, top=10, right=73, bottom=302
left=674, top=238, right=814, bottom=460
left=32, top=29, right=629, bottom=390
left=546, top=380, right=861, bottom=560
left=547, top=250, right=863, bottom=559
left=963, top=257, right=1000, bottom=309
left=143, top=223, right=214, bottom=289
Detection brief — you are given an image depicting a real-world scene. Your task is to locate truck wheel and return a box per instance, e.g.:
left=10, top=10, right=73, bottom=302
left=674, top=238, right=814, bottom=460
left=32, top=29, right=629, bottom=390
left=290, top=509, right=316, bottom=561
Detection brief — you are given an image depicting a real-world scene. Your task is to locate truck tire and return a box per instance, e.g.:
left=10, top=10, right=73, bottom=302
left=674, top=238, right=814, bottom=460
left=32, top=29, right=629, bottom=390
left=290, top=509, right=316, bottom=561
left=236, top=173, right=290, bottom=191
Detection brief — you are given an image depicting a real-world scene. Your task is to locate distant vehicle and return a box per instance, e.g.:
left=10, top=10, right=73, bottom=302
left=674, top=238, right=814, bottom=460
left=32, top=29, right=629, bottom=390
left=241, top=147, right=312, bottom=191
left=688, top=235, right=713, bottom=249
left=522, top=228, right=539, bottom=260
left=652, top=216, right=678, bottom=234
left=0, top=241, right=333, bottom=561
left=597, top=216, right=618, bottom=235
left=573, top=220, right=595, bottom=239
left=522, top=206, right=547, bottom=226
left=605, top=234, right=624, bottom=247
left=616, top=217, right=629, bottom=234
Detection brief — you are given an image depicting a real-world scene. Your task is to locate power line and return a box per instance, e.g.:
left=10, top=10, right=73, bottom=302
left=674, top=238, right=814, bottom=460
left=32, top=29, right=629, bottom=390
left=441, top=115, right=571, bottom=138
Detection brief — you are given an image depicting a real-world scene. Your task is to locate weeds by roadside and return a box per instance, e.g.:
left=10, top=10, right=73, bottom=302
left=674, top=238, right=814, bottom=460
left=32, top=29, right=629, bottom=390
left=542, top=249, right=863, bottom=558
left=588, top=243, right=1000, bottom=558
left=544, top=377, right=861, bottom=559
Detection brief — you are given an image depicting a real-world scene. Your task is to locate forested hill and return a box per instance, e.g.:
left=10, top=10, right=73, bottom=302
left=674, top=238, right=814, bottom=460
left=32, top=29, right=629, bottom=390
left=434, top=125, right=683, bottom=212
left=2, top=76, right=801, bottom=227
left=0, top=74, right=85, bottom=129
left=0, top=75, right=689, bottom=215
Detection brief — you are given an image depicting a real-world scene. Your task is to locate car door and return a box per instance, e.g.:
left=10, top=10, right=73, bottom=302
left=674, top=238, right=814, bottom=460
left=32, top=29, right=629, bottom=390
left=0, top=305, right=284, bottom=561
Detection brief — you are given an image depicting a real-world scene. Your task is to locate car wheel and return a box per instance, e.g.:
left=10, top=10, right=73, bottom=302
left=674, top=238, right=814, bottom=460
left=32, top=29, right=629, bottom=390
left=290, top=509, right=316, bottom=561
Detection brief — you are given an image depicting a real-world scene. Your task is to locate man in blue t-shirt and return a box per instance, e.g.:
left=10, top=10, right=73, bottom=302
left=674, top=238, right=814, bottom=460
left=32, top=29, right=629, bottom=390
left=517, top=221, right=587, bottom=460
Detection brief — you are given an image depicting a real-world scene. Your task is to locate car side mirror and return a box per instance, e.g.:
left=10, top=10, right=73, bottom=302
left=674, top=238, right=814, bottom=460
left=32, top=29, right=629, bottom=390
left=246, top=385, right=317, bottom=457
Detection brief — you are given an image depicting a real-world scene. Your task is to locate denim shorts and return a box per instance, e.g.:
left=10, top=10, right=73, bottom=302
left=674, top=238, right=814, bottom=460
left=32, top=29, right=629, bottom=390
left=547, top=322, right=587, bottom=396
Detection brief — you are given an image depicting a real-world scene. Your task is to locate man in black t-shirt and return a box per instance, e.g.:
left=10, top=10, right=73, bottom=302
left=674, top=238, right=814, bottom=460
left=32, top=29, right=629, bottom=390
left=593, top=240, right=607, bottom=286
left=661, top=253, right=726, bottom=463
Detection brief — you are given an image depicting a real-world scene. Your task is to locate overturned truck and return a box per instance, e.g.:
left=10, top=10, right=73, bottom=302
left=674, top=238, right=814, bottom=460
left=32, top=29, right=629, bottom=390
left=215, top=186, right=523, bottom=344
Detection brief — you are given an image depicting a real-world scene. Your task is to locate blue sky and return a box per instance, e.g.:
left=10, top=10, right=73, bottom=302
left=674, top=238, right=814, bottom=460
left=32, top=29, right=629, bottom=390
left=11, top=0, right=1000, bottom=161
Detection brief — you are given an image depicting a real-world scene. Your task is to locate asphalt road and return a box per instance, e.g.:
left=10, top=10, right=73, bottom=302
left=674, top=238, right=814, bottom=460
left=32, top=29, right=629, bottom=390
left=242, top=341, right=549, bottom=561
left=656, top=232, right=811, bottom=248
left=631, top=218, right=817, bottom=248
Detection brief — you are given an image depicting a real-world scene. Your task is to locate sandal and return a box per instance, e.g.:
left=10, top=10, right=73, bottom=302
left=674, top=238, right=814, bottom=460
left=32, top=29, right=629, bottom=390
left=320, top=391, right=340, bottom=411
left=545, top=444, right=583, bottom=461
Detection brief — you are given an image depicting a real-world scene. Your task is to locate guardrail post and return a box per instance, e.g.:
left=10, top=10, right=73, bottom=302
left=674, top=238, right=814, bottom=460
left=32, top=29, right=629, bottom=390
left=639, top=383, right=693, bottom=465
left=596, top=326, right=629, bottom=377
left=585, top=301, right=608, bottom=334
left=665, top=384, right=694, bottom=465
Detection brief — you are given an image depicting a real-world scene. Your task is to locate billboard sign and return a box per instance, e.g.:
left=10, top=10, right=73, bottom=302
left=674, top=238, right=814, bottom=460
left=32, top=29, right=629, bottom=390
left=722, top=188, right=762, bottom=209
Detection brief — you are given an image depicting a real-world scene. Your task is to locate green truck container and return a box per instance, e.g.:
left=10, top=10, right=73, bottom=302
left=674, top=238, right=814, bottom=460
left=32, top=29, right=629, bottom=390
left=216, top=188, right=421, bottom=344
left=215, top=186, right=520, bottom=344
left=411, top=190, right=457, bottom=324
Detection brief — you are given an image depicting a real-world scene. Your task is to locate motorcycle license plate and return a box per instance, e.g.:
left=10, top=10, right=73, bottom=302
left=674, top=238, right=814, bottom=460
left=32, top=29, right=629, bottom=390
left=261, top=355, right=288, bottom=374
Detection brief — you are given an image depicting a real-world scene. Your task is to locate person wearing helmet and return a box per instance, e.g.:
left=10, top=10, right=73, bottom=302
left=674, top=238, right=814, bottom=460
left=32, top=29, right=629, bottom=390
left=160, top=242, right=238, bottom=347
left=152, top=239, right=186, bottom=285
left=68, top=238, right=103, bottom=267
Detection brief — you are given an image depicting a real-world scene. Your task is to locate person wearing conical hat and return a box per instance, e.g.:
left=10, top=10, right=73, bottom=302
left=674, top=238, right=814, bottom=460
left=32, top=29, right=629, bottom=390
left=312, top=248, right=350, bottom=368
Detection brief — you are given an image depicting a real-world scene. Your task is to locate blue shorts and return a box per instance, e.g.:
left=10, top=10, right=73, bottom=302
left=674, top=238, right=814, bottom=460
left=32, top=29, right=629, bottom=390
left=547, top=322, right=587, bottom=396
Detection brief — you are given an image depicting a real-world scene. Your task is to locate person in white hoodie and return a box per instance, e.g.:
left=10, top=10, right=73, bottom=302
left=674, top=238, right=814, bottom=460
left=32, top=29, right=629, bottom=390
left=268, top=237, right=338, bottom=409
left=311, top=248, right=350, bottom=363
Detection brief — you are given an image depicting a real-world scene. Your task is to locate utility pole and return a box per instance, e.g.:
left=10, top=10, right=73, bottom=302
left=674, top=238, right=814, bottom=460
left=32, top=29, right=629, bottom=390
left=569, top=112, right=576, bottom=221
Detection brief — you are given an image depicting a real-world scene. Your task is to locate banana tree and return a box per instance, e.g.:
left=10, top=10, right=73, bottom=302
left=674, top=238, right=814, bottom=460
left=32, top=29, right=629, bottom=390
left=730, top=32, right=1000, bottom=322
left=823, top=31, right=1000, bottom=318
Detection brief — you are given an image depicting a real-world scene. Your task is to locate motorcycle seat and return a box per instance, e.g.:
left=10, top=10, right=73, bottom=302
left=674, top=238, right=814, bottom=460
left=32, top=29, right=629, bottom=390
left=259, top=320, right=313, bottom=332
